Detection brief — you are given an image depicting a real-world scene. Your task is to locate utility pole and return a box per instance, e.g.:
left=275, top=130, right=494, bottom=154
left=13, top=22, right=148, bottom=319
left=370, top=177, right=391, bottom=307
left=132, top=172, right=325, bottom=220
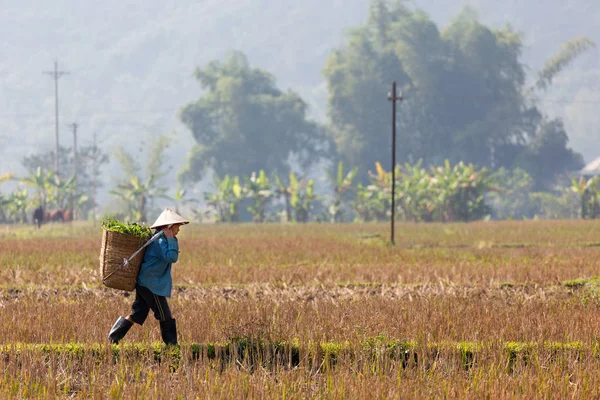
left=44, top=61, right=69, bottom=177
left=70, top=122, right=78, bottom=220
left=387, top=81, right=403, bottom=245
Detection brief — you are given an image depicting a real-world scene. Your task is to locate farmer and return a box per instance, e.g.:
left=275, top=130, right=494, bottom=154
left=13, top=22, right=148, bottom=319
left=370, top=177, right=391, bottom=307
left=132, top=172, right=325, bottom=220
left=108, top=208, right=189, bottom=345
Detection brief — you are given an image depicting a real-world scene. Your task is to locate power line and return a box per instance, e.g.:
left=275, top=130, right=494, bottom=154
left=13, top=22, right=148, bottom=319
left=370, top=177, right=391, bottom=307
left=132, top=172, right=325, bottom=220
left=3, top=97, right=600, bottom=121
left=0, top=107, right=180, bottom=119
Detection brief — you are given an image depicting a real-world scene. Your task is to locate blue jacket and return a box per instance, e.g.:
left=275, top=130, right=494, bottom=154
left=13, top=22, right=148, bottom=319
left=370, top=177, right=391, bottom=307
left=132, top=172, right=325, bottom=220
left=137, top=236, right=179, bottom=297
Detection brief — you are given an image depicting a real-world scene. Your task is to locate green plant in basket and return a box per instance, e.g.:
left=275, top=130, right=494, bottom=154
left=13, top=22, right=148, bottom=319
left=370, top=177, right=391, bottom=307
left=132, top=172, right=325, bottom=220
left=101, top=217, right=152, bottom=240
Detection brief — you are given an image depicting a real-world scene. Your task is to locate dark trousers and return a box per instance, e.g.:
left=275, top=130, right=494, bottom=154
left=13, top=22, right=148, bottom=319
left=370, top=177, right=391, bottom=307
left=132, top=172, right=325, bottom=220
left=128, top=285, right=173, bottom=325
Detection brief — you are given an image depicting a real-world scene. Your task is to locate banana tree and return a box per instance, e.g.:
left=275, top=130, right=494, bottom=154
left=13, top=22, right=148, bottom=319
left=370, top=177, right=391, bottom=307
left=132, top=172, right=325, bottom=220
left=53, top=174, right=90, bottom=220
left=291, top=176, right=315, bottom=223
left=19, top=167, right=76, bottom=212
left=274, top=174, right=293, bottom=222
left=19, top=167, right=55, bottom=208
left=0, top=193, right=12, bottom=223
left=352, top=182, right=389, bottom=222
left=570, top=176, right=600, bottom=219
left=274, top=172, right=316, bottom=223
left=365, top=161, right=435, bottom=222
left=73, top=193, right=91, bottom=220
left=353, top=160, right=495, bottom=223
left=0, top=173, right=12, bottom=222
left=111, top=139, right=172, bottom=222
left=429, top=161, right=495, bottom=222
left=110, top=174, right=169, bottom=222
left=244, top=170, right=273, bottom=223
left=3, top=189, right=29, bottom=223
left=352, top=162, right=393, bottom=222
left=46, top=175, right=76, bottom=210
left=203, top=174, right=244, bottom=223
left=325, top=161, right=358, bottom=223
left=397, top=162, right=436, bottom=222
left=174, top=187, right=200, bottom=215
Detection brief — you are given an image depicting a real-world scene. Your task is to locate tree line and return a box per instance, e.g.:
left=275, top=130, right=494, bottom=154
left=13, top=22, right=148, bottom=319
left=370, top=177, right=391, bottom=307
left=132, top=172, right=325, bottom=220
left=1, top=153, right=598, bottom=224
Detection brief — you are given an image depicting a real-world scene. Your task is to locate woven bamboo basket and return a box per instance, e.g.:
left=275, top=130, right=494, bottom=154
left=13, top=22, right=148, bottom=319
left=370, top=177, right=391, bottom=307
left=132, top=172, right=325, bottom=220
left=99, top=229, right=147, bottom=291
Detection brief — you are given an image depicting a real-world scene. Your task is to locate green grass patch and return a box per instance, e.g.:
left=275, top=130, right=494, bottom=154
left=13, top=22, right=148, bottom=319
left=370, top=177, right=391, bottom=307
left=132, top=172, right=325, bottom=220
left=562, top=277, right=600, bottom=299
left=0, top=338, right=594, bottom=373
left=563, top=278, right=591, bottom=288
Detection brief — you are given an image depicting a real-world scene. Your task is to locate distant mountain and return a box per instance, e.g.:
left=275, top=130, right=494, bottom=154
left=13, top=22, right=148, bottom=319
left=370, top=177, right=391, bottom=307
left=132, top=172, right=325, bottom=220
left=1, top=0, right=598, bottom=205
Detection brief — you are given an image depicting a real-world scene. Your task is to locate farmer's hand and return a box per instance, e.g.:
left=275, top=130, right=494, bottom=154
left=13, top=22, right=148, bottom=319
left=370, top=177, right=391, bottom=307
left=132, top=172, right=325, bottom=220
left=163, top=227, right=174, bottom=238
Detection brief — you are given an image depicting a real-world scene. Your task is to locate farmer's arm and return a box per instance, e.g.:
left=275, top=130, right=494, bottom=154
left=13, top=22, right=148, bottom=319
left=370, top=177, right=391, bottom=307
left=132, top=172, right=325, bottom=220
left=156, top=237, right=179, bottom=263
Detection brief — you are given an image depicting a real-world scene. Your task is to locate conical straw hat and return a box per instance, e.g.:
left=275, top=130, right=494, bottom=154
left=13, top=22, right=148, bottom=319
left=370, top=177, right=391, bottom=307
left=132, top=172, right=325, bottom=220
left=151, top=208, right=190, bottom=229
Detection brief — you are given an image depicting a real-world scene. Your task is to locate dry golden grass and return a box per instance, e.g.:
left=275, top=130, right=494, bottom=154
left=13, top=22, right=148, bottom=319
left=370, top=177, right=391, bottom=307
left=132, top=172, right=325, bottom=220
left=1, top=220, right=600, bottom=287
left=0, top=286, right=597, bottom=344
left=1, top=220, right=600, bottom=398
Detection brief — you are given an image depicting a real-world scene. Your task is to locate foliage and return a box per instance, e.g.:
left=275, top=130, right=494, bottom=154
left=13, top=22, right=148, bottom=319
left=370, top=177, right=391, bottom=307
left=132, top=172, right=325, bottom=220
left=244, top=170, right=274, bottom=223
left=46, top=175, right=77, bottom=210
left=324, top=161, right=358, bottom=223
left=531, top=37, right=596, bottom=93
left=5, top=161, right=591, bottom=225
left=428, top=161, right=495, bottom=222
left=173, top=187, right=200, bottom=217
left=1, top=167, right=90, bottom=223
left=529, top=189, right=579, bottom=219
left=570, top=176, right=600, bottom=219
left=203, top=174, right=244, bottom=223
left=179, top=51, right=328, bottom=183
left=1, top=189, right=29, bottom=224
left=515, top=118, right=585, bottom=191
left=0, top=174, right=12, bottom=223
left=195, top=161, right=592, bottom=223
left=323, top=1, right=589, bottom=187
left=487, top=168, right=537, bottom=220
left=394, top=162, right=435, bottom=222
left=18, top=167, right=55, bottom=208
left=110, top=136, right=172, bottom=223
left=487, top=168, right=582, bottom=220
left=274, top=174, right=294, bottom=222
left=21, top=144, right=109, bottom=218
left=352, top=162, right=392, bottom=222
left=0, top=173, right=12, bottom=184
left=101, top=217, right=152, bottom=239
left=353, top=182, right=389, bottom=222
left=290, top=176, right=316, bottom=223
left=353, top=160, right=495, bottom=222
left=204, top=170, right=318, bottom=223
left=274, top=172, right=316, bottom=223
left=14, top=167, right=88, bottom=214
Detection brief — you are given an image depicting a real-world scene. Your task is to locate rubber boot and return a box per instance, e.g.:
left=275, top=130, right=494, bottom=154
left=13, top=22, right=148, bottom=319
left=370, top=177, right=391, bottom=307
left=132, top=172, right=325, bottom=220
left=108, top=316, right=133, bottom=344
left=160, top=318, right=178, bottom=346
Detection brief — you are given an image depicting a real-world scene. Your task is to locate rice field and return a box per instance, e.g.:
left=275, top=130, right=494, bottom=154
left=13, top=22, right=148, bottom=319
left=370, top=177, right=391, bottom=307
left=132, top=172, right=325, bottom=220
left=1, top=220, right=600, bottom=398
